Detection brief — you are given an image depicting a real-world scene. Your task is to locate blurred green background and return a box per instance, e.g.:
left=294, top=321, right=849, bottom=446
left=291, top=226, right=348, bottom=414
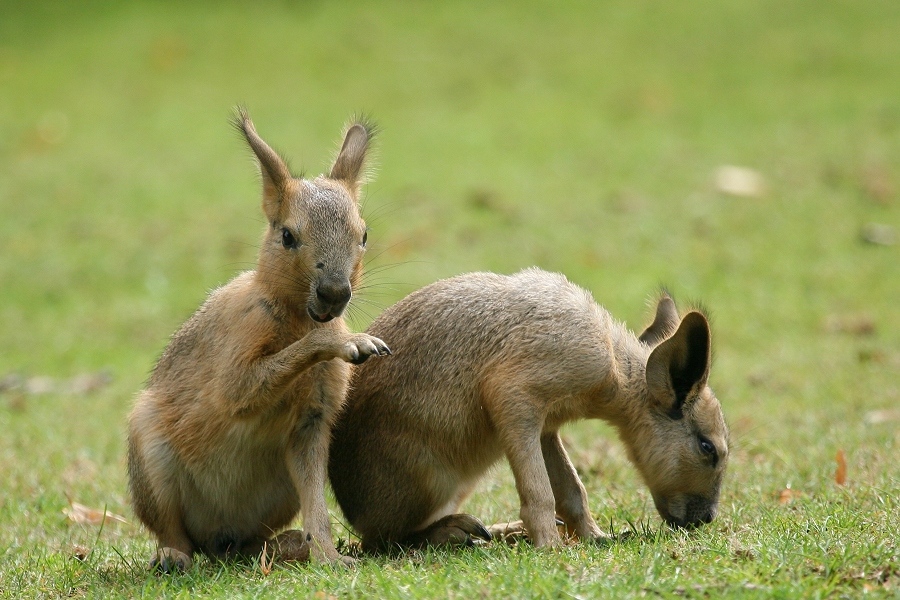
left=0, top=0, right=898, bottom=596
left=2, top=0, right=897, bottom=376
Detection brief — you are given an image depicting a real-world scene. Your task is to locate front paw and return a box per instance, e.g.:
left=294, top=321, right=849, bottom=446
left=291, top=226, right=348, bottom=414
left=149, top=547, right=192, bottom=573
left=342, top=334, right=392, bottom=365
left=332, top=554, right=357, bottom=568
left=310, top=543, right=357, bottom=568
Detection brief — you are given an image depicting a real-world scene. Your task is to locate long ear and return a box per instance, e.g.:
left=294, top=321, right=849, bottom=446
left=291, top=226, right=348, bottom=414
left=329, top=119, right=375, bottom=197
left=639, top=294, right=680, bottom=347
left=645, top=312, right=711, bottom=419
left=234, top=107, right=293, bottom=222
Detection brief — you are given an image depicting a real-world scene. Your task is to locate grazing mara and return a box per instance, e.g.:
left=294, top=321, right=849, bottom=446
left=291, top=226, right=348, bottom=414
left=330, top=269, right=727, bottom=551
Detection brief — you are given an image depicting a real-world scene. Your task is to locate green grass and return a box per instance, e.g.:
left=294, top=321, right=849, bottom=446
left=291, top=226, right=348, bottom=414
left=1, top=0, right=898, bottom=597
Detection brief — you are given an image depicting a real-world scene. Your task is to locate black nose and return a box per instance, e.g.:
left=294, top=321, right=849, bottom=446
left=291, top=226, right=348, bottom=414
left=686, top=500, right=718, bottom=527
left=316, top=279, right=351, bottom=306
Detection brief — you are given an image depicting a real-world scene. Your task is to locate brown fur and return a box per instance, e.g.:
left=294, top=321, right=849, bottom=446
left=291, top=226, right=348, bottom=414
left=127, top=109, right=390, bottom=571
left=329, top=269, right=728, bottom=551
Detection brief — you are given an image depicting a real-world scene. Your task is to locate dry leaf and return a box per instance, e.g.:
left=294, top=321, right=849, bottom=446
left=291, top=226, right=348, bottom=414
left=733, top=547, right=757, bottom=561
left=260, top=542, right=273, bottom=576
left=1, top=371, right=113, bottom=397
left=776, top=488, right=804, bottom=504
left=24, top=376, right=56, bottom=395
left=63, top=501, right=127, bottom=527
left=835, top=449, right=847, bottom=485
left=865, top=409, right=900, bottom=425
left=71, top=544, right=90, bottom=561
left=66, top=371, right=113, bottom=395
left=714, top=165, right=766, bottom=198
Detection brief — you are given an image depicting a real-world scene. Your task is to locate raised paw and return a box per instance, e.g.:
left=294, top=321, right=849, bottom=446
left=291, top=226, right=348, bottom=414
left=149, top=547, right=192, bottom=573
left=407, top=513, right=493, bottom=548
left=343, top=334, right=391, bottom=365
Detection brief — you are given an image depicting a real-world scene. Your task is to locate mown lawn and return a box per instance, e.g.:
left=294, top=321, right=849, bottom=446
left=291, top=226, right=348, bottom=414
left=1, top=1, right=898, bottom=597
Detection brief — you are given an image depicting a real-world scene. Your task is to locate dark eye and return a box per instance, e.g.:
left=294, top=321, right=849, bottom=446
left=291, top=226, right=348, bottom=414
left=281, top=228, right=296, bottom=248
left=698, top=437, right=716, bottom=457
left=361, top=230, right=368, bottom=247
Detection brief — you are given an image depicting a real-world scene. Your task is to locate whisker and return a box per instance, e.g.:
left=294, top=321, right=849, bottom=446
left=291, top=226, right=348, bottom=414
left=354, top=288, right=407, bottom=299
left=362, top=236, right=426, bottom=259
left=351, top=297, right=389, bottom=309
left=354, top=290, right=405, bottom=300
left=356, top=276, right=414, bottom=288
left=346, top=302, right=378, bottom=321
left=361, top=198, right=405, bottom=225
left=219, top=262, right=259, bottom=272
left=361, top=260, right=426, bottom=275
left=345, top=307, right=378, bottom=331
left=357, top=273, right=411, bottom=285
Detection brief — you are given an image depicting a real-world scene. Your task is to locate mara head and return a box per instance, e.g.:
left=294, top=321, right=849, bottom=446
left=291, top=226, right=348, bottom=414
left=627, top=295, right=729, bottom=528
left=235, top=108, right=374, bottom=322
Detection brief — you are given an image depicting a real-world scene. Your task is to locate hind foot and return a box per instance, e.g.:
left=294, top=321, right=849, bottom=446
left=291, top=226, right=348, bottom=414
left=487, top=519, right=573, bottom=545
left=268, top=529, right=311, bottom=563
left=406, top=514, right=493, bottom=548
left=267, top=530, right=356, bottom=567
left=149, top=547, right=192, bottom=573
left=488, top=519, right=632, bottom=546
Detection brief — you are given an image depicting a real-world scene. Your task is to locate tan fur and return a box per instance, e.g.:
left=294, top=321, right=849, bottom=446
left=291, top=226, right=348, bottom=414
left=329, top=269, right=728, bottom=551
left=127, top=110, right=390, bottom=571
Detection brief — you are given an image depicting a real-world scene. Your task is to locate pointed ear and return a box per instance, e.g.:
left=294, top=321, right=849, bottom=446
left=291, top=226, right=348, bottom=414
left=645, top=312, right=711, bottom=419
left=329, top=119, right=374, bottom=197
left=639, top=294, right=680, bottom=347
left=234, top=107, right=293, bottom=222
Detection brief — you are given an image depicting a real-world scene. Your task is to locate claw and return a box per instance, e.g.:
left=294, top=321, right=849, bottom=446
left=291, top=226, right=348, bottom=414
left=406, top=513, right=492, bottom=548
left=149, top=547, right=192, bottom=573
left=469, top=519, right=492, bottom=542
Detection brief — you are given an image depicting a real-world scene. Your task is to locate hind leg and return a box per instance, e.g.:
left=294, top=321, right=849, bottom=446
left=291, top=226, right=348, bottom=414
left=140, top=473, right=194, bottom=572
left=128, top=428, right=194, bottom=572
left=399, top=474, right=493, bottom=549
left=353, top=470, right=492, bottom=553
